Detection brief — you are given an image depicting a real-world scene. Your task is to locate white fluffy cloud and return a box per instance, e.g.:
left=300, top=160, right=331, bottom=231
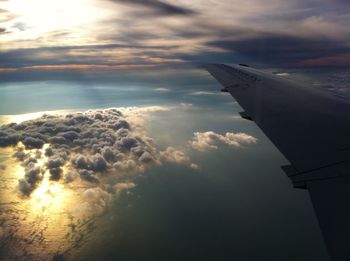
left=160, top=146, right=199, bottom=169
left=114, top=181, right=137, bottom=195
left=190, top=131, right=257, bottom=152
left=69, top=187, right=113, bottom=215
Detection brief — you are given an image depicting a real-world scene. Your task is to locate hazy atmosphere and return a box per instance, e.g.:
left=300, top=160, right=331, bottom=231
left=0, top=0, right=349, bottom=260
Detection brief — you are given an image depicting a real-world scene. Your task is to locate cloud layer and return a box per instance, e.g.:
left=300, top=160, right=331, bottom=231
left=1, top=0, right=350, bottom=81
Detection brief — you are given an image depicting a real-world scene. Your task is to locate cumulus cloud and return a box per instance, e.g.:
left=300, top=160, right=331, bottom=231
left=13, top=150, right=27, bottom=161
left=78, top=169, right=100, bottom=183
left=114, top=181, right=136, bottom=195
left=0, top=109, right=163, bottom=195
left=80, top=187, right=112, bottom=214
left=64, top=170, right=78, bottom=183
left=22, top=137, right=45, bottom=149
left=46, top=157, right=65, bottom=169
left=49, top=167, right=62, bottom=181
left=190, top=131, right=257, bottom=152
left=0, top=130, right=20, bottom=147
left=18, top=166, right=43, bottom=196
left=161, top=146, right=199, bottom=169
left=0, top=107, right=198, bottom=197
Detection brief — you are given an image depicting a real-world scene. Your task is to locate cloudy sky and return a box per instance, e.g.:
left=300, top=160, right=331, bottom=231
left=0, top=0, right=350, bottom=82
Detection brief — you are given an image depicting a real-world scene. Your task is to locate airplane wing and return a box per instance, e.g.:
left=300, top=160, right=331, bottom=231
left=205, top=64, right=350, bottom=261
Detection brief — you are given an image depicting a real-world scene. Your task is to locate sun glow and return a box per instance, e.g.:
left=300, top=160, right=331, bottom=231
left=0, top=0, right=114, bottom=47
left=5, top=0, right=100, bottom=31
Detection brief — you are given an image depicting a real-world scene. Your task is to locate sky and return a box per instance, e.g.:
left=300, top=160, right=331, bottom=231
left=0, top=0, right=350, bottom=83
left=0, top=1, right=349, bottom=261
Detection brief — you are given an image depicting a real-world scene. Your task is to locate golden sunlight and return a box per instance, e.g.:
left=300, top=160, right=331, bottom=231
left=0, top=110, right=74, bottom=125
left=0, top=145, right=83, bottom=259
left=5, top=0, right=99, bottom=31
left=27, top=144, right=72, bottom=215
left=29, top=175, right=71, bottom=214
left=0, top=0, right=114, bottom=47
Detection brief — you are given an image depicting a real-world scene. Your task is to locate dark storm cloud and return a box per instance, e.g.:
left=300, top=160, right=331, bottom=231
left=207, top=34, right=350, bottom=67
left=109, top=0, right=196, bottom=16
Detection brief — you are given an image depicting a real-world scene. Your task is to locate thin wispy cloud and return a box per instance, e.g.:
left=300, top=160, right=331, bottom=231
left=108, top=0, right=197, bottom=16
left=190, top=91, right=223, bottom=96
left=153, top=87, right=171, bottom=92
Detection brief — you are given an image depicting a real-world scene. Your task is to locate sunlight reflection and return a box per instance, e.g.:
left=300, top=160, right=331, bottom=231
left=0, top=148, right=83, bottom=260
left=29, top=175, right=71, bottom=214
left=1, top=110, right=74, bottom=124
